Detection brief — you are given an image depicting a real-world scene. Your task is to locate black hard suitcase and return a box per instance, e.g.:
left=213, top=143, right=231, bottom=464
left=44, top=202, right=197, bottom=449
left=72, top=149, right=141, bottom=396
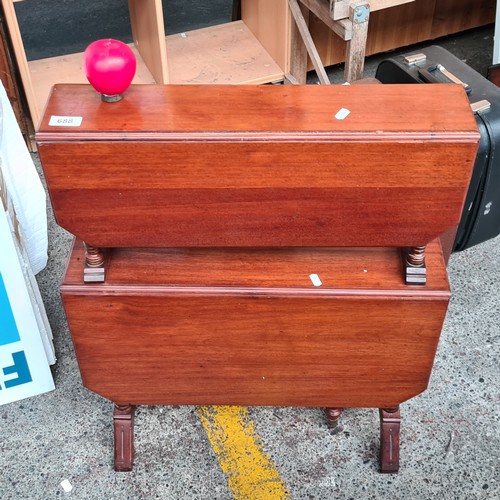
left=376, top=45, right=500, bottom=252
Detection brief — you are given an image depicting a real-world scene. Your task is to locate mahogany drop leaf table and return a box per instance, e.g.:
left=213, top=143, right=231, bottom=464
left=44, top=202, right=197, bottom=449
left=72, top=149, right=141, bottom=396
left=36, top=83, right=479, bottom=472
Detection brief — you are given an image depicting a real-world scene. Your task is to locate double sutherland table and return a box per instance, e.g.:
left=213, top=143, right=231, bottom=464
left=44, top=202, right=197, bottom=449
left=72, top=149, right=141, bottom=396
left=36, top=84, right=479, bottom=473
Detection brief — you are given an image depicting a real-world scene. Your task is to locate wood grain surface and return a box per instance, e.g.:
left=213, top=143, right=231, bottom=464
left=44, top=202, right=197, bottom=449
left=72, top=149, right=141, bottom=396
left=37, top=84, right=478, bottom=248
left=63, top=238, right=449, bottom=291
left=37, top=83, right=477, bottom=136
left=62, top=239, right=449, bottom=408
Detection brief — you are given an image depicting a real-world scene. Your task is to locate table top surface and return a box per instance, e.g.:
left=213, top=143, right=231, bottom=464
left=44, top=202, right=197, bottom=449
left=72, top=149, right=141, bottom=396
left=37, top=83, right=479, bottom=141
left=38, top=84, right=479, bottom=249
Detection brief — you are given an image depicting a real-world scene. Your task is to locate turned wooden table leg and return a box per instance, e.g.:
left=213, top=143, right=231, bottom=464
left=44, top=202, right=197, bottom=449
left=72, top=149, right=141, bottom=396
left=83, top=243, right=106, bottom=283
left=379, top=406, right=401, bottom=473
left=403, top=245, right=427, bottom=285
left=325, top=407, right=343, bottom=430
left=113, top=404, right=135, bottom=472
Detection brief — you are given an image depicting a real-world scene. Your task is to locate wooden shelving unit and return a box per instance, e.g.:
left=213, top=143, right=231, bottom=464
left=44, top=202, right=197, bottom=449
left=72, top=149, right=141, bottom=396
left=329, top=0, right=415, bottom=20
left=1, top=0, right=291, bottom=127
left=165, top=21, right=284, bottom=85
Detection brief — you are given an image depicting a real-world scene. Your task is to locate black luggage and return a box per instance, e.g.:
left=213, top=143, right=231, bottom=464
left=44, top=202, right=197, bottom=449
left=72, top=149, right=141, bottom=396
left=375, top=45, right=500, bottom=252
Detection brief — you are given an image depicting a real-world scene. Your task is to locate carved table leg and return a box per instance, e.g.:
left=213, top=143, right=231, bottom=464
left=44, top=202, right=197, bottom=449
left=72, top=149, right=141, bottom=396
left=83, top=243, right=106, bottom=283
left=379, top=406, right=401, bottom=473
left=113, top=404, right=135, bottom=472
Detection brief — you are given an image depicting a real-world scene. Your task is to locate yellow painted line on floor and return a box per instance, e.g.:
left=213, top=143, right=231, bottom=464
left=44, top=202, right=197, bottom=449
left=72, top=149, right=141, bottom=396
left=197, top=406, right=290, bottom=500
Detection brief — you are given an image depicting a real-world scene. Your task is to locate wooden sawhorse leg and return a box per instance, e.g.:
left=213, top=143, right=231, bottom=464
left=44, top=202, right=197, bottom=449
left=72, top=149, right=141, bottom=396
left=344, top=2, right=370, bottom=82
left=114, top=404, right=135, bottom=471
left=287, top=0, right=330, bottom=84
left=379, top=406, right=401, bottom=473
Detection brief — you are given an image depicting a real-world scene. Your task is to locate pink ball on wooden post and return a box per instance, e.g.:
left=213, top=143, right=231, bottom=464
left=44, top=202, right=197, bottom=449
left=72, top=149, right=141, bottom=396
left=83, top=39, right=137, bottom=102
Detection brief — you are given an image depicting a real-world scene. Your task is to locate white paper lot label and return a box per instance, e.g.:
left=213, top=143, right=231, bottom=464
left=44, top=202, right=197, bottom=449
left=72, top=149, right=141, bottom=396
left=49, top=115, right=83, bottom=127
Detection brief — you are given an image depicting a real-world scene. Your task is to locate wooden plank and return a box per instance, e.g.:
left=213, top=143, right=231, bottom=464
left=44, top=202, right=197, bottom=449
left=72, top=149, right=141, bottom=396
left=364, top=0, right=435, bottom=57
left=241, top=0, right=289, bottom=72
left=370, top=0, right=415, bottom=11
left=37, top=84, right=478, bottom=249
left=313, top=0, right=495, bottom=68
left=288, top=0, right=330, bottom=84
left=431, top=0, right=496, bottom=39
left=1, top=0, right=39, bottom=125
left=330, top=0, right=415, bottom=20
left=311, top=0, right=436, bottom=68
left=344, top=1, right=369, bottom=81
left=307, top=11, right=337, bottom=69
left=165, top=21, right=283, bottom=84
left=300, top=0, right=352, bottom=40
left=128, top=0, right=169, bottom=84
left=62, top=239, right=449, bottom=408
left=0, top=7, right=30, bottom=144
left=286, top=0, right=309, bottom=83
left=330, top=0, right=349, bottom=19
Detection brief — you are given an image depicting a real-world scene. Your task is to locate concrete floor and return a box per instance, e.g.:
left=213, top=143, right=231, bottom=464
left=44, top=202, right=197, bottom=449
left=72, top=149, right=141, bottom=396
left=1, top=26, right=499, bottom=500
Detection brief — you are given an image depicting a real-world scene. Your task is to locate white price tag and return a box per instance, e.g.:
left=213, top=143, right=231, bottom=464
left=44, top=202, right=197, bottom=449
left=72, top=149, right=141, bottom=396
left=309, top=274, right=323, bottom=287
left=334, top=108, right=351, bottom=120
left=49, top=115, right=83, bottom=127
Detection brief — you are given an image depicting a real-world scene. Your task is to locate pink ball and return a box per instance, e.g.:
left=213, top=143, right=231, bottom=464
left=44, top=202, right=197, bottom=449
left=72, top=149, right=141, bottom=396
left=83, top=39, right=136, bottom=97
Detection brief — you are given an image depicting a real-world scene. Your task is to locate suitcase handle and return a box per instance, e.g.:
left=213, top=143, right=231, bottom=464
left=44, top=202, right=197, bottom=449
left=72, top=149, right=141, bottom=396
left=417, top=67, right=441, bottom=83
left=418, top=65, right=472, bottom=94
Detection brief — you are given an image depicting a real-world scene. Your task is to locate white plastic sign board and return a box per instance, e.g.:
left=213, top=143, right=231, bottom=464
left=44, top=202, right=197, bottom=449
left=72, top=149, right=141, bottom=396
left=0, top=80, right=48, bottom=274
left=0, top=207, right=54, bottom=405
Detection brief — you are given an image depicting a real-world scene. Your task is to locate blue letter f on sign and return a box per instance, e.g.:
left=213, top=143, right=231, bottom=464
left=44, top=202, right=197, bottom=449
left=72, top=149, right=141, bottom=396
left=2, top=351, right=33, bottom=388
